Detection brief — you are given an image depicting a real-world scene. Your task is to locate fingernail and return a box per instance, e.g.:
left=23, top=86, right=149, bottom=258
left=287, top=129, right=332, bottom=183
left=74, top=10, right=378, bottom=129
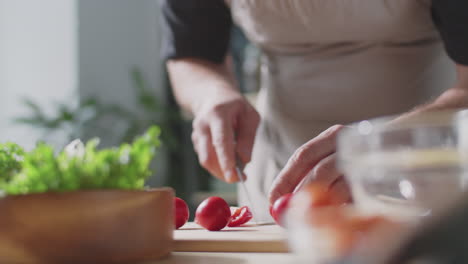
left=270, top=191, right=279, bottom=202
left=225, top=171, right=234, bottom=183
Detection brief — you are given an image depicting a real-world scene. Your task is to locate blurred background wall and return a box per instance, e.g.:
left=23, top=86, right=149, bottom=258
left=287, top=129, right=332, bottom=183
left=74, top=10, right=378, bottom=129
left=78, top=0, right=163, bottom=117
left=0, top=0, right=77, bottom=149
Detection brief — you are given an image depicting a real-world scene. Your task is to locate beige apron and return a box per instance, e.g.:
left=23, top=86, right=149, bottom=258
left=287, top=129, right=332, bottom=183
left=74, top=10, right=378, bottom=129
left=229, top=0, right=456, bottom=222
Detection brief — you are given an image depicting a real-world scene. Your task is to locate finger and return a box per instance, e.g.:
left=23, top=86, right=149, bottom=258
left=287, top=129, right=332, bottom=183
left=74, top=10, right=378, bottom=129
left=192, top=129, right=208, bottom=166
left=329, top=177, right=353, bottom=204
left=312, top=153, right=342, bottom=186
left=293, top=154, right=341, bottom=193
left=210, top=117, right=238, bottom=183
left=235, top=108, right=260, bottom=164
left=192, top=129, right=224, bottom=180
left=269, top=125, right=344, bottom=204
left=199, top=134, right=225, bottom=180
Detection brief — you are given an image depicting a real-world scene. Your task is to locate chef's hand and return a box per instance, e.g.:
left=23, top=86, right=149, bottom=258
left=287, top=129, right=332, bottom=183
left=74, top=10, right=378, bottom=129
left=268, top=125, right=352, bottom=204
left=192, top=89, right=260, bottom=183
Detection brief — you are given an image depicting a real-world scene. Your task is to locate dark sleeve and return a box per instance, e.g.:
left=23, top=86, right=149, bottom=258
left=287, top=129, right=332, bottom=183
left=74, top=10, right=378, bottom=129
left=432, top=0, right=468, bottom=65
left=160, top=0, right=233, bottom=64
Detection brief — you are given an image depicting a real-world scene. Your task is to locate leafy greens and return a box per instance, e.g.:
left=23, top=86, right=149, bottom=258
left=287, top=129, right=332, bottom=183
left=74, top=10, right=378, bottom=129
left=0, top=126, right=161, bottom=195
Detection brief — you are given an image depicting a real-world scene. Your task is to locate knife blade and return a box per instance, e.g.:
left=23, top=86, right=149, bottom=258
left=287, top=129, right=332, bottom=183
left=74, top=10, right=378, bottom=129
left=235, top=155, right=259, bottom=224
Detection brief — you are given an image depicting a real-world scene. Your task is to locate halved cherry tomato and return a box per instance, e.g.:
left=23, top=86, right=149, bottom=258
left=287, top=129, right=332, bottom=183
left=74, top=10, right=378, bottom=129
left=174, top=197, right=189, bottom=229
left=195, top=196, right=231, bottom=231
left=270, top=193, right=293, bottom=226
left=227, top=206, right=253, bottom=227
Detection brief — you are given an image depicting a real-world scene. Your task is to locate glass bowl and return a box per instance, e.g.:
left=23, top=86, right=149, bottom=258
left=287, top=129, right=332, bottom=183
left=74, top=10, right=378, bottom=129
left=285, top=110, right=468, bottom=263
left=285, top=186, right=408, bottom=263
left=337, top=110, right=468, bottom=221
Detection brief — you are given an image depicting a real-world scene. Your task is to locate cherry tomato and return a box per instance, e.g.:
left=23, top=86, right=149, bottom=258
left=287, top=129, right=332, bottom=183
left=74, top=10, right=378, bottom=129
left=195, top=196, right=231, bottom=231
left=174, top=197, right=189, bottom=229
left=227, top=206, right=253, bottom=227
left=270, top=193, right=293, bottom=226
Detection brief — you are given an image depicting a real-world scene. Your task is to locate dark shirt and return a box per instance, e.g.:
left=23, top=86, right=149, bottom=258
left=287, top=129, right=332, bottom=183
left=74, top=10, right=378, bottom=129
left=161, top=0, right=468, bottom=65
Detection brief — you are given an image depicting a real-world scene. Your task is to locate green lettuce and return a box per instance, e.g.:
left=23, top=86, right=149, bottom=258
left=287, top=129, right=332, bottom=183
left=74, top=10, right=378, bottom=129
left=0, top=126, right=160, bottom=195
left=0, top=143, right=25, bottom=184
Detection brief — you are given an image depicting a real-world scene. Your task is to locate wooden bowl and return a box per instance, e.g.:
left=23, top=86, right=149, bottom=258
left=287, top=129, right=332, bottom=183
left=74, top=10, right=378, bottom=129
left=0, top=188, right=174, bottom=264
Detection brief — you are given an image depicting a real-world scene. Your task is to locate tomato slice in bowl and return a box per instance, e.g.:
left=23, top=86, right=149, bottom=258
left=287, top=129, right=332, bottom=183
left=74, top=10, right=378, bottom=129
left=227, top=206, right=253, bottom=227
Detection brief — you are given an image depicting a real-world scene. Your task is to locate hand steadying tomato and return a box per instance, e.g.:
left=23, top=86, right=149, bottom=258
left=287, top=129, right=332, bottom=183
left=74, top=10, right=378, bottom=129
left=227, top=206, right=253, bottom=227
left=174, top=197, right=189, bottom=229
left=195, top=196, right=231, bottom=231
left=271, top=182, right=352, bottom=227
left=270, top=193, right=293, bottom=227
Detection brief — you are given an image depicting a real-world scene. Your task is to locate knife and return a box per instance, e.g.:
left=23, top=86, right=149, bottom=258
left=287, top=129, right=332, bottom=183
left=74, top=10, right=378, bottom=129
left=235, top=155, right=259, bottom=224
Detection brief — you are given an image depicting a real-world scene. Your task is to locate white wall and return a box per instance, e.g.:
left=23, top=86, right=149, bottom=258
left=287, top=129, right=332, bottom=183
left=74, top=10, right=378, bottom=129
left=78, top=0, right=163, bottom=110
left=0, top=0, right=164, bottom=144
left=0, top=0, right=78, bottom=149
left=77, top=0, right=167, bottom=186
left=0, top=0, right=167, bottom=185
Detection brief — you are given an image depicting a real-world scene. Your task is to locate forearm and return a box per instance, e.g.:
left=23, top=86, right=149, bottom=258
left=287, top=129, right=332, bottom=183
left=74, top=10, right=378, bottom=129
left=403, top=64, right=468, bottom=117
left=166, top=57, right=239, bottom=115
left=412, top=88, right=468, bottom=113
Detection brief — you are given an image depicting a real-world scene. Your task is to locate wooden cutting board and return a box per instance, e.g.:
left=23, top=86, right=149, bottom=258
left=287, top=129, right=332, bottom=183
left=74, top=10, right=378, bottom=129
left=174, top=222, right=289, bottom=253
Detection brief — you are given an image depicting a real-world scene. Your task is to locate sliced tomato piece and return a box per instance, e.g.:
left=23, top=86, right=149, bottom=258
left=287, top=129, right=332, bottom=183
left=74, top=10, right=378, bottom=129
left=227, top=206, right=253, bottom=227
